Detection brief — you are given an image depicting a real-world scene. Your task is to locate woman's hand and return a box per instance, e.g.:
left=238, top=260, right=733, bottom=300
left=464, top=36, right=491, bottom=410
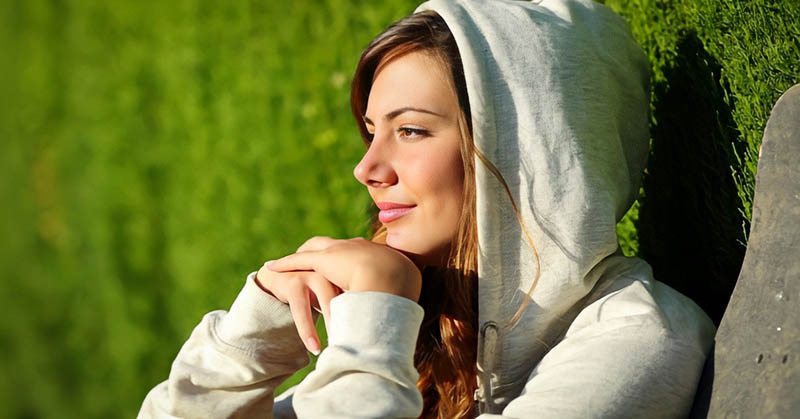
left=268, top=236, right=423, bottom=301
left=255, top=264, right=342, bottom=356
left=256, top=236, right=422, bottom=354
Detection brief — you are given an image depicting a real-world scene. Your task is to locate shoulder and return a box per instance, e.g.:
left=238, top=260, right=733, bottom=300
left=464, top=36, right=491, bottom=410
left=507, top=272, right=716, bottom=417
left=565, top=271, right=716, bottom=355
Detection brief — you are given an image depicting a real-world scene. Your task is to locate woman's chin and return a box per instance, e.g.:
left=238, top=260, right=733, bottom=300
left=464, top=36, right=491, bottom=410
left=384, top=233, right=417, bottom=255
left=385, top=233, right=449, bottom=268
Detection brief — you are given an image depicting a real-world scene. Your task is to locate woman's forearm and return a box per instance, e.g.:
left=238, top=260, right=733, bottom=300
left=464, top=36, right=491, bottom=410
left=292, top=291, right=425, bottom=418
left=138, top=272, right=310, bottom=419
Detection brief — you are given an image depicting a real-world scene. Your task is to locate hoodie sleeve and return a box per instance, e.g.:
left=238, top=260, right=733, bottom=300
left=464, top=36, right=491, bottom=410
left=476, top=313, right=711, bottom=419
left=137, top=271, right=311, bottom=419
left=291, top=291, right=425, bottom=418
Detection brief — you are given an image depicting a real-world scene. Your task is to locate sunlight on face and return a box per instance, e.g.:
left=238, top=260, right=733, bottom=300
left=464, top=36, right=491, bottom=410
left=353, top=50, right=465, bottom=267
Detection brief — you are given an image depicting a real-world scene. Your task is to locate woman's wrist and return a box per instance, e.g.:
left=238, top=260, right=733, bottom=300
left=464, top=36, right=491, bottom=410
left=350, top=263, right=422, bottom=302
left=327, top=291, right=424, bottom=354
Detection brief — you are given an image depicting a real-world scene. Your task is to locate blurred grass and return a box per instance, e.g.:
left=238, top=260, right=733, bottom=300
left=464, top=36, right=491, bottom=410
left=1, top=0, right=797, bottom=417
left=0, top=0, right=420, bottom=417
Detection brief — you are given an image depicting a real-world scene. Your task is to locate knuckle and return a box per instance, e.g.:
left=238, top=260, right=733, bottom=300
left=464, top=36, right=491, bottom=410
left=306, top=235, right=329, bottom=245
left=298, top=235, right=330, bottom=252
left=310, top=272, right=333, bottom=287
left=308, top=271, right=327, bottom=284
left=309, top=281, right=332, bottom=298
left=256, top=267, right=272, bottom=283
left=286, top=279, right=308, bottom=295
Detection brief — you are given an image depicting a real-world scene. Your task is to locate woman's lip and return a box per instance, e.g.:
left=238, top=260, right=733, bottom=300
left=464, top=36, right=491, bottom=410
left=376, top=201, right=415, bottom=210
left=378, top=206, right=416, bottom=223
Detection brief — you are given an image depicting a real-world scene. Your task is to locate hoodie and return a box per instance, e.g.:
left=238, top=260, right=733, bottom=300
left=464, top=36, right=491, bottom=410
left=139, top=0, right=716, bottom=417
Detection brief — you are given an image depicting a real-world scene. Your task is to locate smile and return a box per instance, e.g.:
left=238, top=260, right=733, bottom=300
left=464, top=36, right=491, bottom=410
left=378, top=206, right=416, bottom=223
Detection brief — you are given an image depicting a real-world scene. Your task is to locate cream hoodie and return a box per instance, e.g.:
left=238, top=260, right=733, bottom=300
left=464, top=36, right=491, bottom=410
left=139, top=0, right=716, bottom=417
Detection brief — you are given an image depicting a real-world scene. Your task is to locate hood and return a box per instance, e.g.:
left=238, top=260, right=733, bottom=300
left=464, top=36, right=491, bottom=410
left=414, top=0, right=652, bottom=413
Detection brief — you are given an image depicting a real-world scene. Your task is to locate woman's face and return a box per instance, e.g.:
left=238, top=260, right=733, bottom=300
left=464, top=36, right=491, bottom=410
left=354, top=50, right=465, bottom=267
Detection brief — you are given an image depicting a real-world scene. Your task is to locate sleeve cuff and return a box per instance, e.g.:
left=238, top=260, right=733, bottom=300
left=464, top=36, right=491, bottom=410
left=328, top=292, right=425, bottom=359
left=216, top=271, right=300, bottom=345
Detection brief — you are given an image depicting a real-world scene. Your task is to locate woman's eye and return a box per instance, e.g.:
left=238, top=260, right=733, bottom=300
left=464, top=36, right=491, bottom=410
left=397, top=127, right=428, bottom=139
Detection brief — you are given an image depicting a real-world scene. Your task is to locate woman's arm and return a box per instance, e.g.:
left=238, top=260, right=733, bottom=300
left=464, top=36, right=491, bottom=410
left=291, top=291, right=425, bottom=418
left=261, top=236, right=426, bottom=417
left=138, top=271, right=311, bottom=419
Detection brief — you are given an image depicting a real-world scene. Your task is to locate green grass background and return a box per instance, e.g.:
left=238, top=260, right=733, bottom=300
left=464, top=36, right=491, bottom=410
left=0, top=0, right=797, bottom=417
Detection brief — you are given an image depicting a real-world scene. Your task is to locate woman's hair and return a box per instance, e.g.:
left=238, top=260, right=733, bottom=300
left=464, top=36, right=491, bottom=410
left=350, top=10, right=541, bottom=419
left=350, top=10, right=478, bottom=418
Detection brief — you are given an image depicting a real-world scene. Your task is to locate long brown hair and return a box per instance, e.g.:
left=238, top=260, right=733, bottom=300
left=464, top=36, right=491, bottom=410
left=350, top=10, right=478, bottom=418
left=350, top=10, right=542, bottom=418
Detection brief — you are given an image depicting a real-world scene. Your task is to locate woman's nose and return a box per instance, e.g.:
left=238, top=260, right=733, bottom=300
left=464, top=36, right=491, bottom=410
left=353, top=138, right=397, bottom=188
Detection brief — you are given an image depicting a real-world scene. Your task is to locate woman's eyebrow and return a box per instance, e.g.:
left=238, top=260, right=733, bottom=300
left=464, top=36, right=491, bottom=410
left=362, top=107, right=444, bottom=126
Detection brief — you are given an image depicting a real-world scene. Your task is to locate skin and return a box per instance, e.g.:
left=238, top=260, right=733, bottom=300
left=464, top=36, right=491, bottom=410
left=355, top=49, right=465, bottom=265
left=256, top=50, right=465, bottom=355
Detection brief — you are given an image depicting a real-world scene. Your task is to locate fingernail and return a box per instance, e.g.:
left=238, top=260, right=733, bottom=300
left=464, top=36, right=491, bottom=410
left=264, top=260, right=274, bottom=268
left=306, top=337, right=320, bottom=356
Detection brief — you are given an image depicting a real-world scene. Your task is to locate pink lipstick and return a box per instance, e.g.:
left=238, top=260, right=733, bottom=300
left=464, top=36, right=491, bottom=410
left=376, top=201, right=416, bottom=223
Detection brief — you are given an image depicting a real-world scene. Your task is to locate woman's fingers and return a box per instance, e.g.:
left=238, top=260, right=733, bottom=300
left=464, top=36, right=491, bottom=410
left=255, top=264, right=285, bottom=302
left=266, top=251, right=320, bottom=273
left=286, top=285, right=320, bottom=356
left=267, top=252, right=351, bottom=294
left=304, top=275, right=340, bottom=335
left=257, top=265, right=344, bottom=355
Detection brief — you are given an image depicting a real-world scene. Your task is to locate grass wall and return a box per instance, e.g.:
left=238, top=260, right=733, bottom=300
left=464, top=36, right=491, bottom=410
left=607, top=0, right=799, bottom=323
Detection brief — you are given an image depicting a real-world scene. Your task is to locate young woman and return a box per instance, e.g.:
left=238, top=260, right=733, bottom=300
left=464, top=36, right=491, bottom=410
left=139, top=0, right=715, bottom=417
